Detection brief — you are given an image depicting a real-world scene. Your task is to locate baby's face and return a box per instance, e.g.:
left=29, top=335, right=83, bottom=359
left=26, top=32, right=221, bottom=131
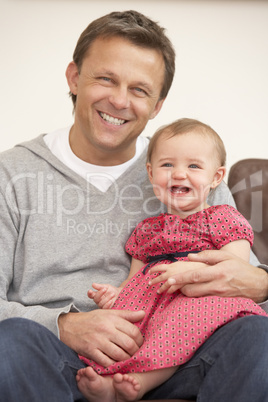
left=146, top=131, right=225, bottom=217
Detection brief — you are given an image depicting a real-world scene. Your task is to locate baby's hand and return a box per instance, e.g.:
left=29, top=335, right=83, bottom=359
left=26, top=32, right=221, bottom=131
left=148, top=263, right=183, bottom=294
left=87, top=283, right=121, bottom=309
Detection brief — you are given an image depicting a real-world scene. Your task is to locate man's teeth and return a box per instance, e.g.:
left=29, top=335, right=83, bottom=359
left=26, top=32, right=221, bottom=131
left=100, top=112, right=126, bottom=126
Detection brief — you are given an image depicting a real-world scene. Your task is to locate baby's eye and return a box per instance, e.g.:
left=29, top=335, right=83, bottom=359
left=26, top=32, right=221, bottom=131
left=162, top=163, right=173, bottom=167
left=189, top=164, right=199, bottom=169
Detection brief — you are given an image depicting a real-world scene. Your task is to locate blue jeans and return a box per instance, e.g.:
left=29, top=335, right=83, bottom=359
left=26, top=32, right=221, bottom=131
left=145, top=315, right=268, bottom=402
left=0, top=316, right=267, bottom=401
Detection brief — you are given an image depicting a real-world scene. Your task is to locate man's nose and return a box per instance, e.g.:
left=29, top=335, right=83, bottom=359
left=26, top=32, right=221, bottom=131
left=109, top=86, right=130, bottom=109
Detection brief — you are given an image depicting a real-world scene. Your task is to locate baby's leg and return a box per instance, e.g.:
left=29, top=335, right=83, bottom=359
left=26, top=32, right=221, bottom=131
left=76, top=366, right=114, bottom=402
left=113, top=366, right=177, bottom=402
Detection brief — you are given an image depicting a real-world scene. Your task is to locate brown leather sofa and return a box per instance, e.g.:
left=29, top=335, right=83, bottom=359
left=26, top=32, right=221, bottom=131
left=139, top=159, right=268, bottom=402
left=138, top=400, right=192, bottom=402
left=228, top=158, right=268, bottom=264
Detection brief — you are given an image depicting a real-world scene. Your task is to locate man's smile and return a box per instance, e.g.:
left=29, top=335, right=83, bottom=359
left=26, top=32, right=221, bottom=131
left=99, top=111, right=127, bottom=126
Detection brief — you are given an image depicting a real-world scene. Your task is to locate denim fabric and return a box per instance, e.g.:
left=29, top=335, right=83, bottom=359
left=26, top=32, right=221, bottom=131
left=0, top=318, right=87, bottom=401
left=144, top=315, right=268, bottom=402
left=0, top=316, right=267, bottom=401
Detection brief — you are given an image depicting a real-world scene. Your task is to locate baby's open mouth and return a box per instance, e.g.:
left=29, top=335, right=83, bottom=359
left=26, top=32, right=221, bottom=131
left=170, top=186, right=190, bottom=194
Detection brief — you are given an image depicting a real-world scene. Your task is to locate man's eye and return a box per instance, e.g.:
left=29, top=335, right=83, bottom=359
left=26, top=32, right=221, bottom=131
left=99, top=77, right=112, bottom=82
left=133, top=87, right=147, bottom=96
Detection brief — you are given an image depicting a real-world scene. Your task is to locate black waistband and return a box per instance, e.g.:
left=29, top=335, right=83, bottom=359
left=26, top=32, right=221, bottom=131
left=142, top=250, right=200, bottom=274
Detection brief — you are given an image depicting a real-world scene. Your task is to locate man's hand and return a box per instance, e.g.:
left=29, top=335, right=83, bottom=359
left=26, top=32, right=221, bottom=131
left=185, top=250, right=268, bottom=303
left=148, top=260, right=207, bottom=294
left=58, top=309, right=145, bottom=367
left=152, top=250, right=268, bottom=302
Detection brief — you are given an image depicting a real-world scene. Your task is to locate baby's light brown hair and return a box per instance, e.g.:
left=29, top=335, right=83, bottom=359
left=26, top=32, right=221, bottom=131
left=147, top=118, right=226, bottom=167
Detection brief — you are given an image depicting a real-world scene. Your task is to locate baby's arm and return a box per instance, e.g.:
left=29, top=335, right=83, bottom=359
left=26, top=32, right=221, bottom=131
left=217, top=239, right=250, bottom=261
left=88, top=258, right=145, bottom=309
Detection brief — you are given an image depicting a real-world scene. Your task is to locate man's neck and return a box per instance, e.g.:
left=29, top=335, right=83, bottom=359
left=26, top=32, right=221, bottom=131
left=69, top=126, right=136, bottom=166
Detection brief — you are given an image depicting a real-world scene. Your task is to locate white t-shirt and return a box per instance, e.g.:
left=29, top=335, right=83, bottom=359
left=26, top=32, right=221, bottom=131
left=44, top=127, right=149, bottom=192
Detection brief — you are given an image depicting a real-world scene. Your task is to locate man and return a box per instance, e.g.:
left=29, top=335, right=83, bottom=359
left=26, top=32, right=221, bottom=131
left=0, top=10, right=267, bottom=401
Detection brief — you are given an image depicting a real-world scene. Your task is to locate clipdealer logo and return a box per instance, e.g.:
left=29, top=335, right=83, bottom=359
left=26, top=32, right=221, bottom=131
left=229, top=169, right=263, bottom=233
left=66, top=218, right=139, bottom=238
left=4, top=172, right=164, bottom=226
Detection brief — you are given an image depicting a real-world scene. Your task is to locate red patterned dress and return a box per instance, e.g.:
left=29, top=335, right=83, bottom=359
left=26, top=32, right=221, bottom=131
left=81, top=205, right=267, bottom=374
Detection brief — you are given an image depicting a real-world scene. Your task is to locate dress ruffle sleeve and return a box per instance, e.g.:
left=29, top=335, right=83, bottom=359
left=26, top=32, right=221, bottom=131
left=206, top=205, right=254, bottom=249
left=125, top=216, right=161, bottom=263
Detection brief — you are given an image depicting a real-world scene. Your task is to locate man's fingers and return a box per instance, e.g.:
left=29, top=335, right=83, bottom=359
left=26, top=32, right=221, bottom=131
left=89, top=347, right=117, bottom=367
left=166, top=284, right=181, bottom=294
left=117, top=309, right=145, bottom=321
left=99, top=310, right=145, bottom=362
left=80, top=309, right=145, bottom=366
left=188, top=249, right=231, bottom=265
left=171, top=267, right=219, bottom=287
left=99, top=338, right=133, bottom=366
left=180, top=280, right=227, bottom=297
left=155, top=278, right=173, bottom=294
left=113, top=310, right=145, bottom=346
left=87, top=337, right=133, bottom=367
left=149, top=273, right=166, bottom=286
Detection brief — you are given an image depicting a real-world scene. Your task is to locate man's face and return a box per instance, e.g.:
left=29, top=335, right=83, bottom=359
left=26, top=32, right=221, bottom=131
left=66, top=36, right=165, bottom=165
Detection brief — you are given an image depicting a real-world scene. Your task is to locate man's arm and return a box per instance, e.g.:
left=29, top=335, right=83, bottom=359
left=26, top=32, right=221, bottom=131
left=0, top=187, right=64, bottom=334
left=0, top=184, right=146, bottom=364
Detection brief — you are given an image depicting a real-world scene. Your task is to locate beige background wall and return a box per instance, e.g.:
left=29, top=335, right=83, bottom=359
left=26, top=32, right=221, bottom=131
left=1, top=0, right=268, bottom=174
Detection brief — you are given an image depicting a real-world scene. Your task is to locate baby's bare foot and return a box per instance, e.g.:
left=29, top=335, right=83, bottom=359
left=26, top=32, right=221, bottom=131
left=113, top=372, right=143, bottom=402
left=76, top=366, right=114, bottom=402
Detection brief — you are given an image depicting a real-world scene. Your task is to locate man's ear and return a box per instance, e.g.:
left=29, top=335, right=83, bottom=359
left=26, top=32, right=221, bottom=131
left=211, top=166, right=226, bottom=189
left=146, top=162, right=153, bottom=183
left=65, top=62, right=79, bottom=95
left=149, top=98, right=165, bottom=120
